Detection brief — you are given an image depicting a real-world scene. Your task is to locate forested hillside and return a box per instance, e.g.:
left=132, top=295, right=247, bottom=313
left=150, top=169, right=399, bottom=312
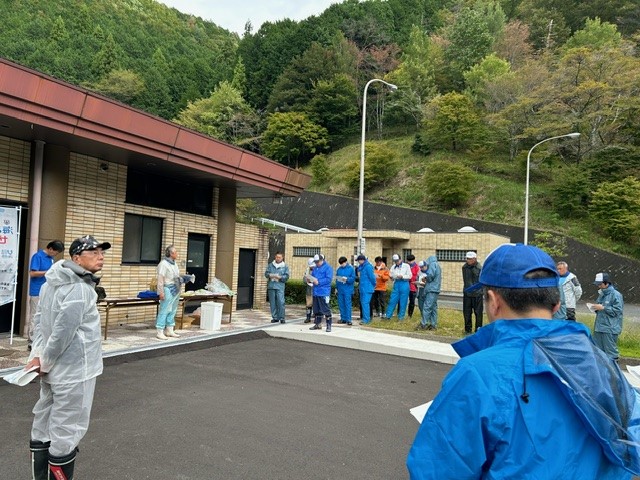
left=1, top=0, right=640, bottom=256
left=0, top=0, right=238, bottom=119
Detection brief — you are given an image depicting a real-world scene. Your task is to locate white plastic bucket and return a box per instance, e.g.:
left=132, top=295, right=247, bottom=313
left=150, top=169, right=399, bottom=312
left=200, top=302, right=223, bottom=331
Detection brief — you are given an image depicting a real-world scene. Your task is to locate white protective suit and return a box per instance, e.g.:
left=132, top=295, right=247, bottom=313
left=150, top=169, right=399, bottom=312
left=29, top=259, right=103, bottom=456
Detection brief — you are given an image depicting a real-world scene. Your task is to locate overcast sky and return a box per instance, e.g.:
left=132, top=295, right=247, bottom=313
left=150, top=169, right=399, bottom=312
left=159, top=1, right=341, bottom=36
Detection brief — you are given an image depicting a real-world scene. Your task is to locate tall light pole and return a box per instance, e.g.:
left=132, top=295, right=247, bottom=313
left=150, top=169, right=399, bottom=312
left=357, top=78, right=397, bottom=255
left=524, top=132, right=580, bottom=244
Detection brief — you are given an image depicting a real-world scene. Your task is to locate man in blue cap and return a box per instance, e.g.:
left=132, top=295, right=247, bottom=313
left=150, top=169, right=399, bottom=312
left=407, top=243, right=640, bottom=479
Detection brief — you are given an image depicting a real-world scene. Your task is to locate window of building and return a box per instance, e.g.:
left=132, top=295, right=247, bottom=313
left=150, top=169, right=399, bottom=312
left=436, top=249, right=470, bottom=262
left=402, top=249, right=412, bottom=260
left=126, top=169, right=213, bottom=216
left=122, top=214, right=163, bottom=264
left=293, top=247, right=321, bottom=257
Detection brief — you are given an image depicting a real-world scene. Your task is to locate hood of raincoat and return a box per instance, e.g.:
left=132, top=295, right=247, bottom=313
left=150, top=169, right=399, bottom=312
left=45, top=259, right=100, bottom=287
left=454, top=319, right=640, bottom=475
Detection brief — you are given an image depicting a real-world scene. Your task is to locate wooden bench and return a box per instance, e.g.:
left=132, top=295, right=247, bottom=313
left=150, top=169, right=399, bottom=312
left=98, top=297, right=160, bottom=340
left=98, top=294, right=234, bottom=339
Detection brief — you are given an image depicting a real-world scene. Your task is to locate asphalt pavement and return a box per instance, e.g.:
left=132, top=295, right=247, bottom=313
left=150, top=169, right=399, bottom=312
left=1, top=331, right=450, bottom=479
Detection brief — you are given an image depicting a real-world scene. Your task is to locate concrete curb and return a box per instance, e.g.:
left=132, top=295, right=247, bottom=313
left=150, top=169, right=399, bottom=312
left=265, top=323, right=459, bottom=365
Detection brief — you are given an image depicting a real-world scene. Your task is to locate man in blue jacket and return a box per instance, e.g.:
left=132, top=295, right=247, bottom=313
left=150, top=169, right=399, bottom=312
left=310, top=254, right=333, bottom=332
left=407, top=243, right=640, bottom=480
left=335, top=256, right=356, bottom=326
left=592, top=272, right=624, bottom=361
left=356, top=254, right=376, bottom=325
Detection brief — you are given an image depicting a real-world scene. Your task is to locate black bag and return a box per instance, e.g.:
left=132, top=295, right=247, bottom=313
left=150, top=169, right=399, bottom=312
left=95, top=286, right=106, bottom=301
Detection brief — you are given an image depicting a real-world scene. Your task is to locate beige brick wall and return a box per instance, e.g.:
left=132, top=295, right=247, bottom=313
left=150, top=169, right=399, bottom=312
left=66, top=153, right=220, bottom=324
left=0, top=135, right=30, bottom=202
left=286, top=230, right=509, bottom=294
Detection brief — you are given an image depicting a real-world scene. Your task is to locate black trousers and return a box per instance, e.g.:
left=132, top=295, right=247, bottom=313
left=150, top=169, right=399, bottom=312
left=371, top=290, right=386, bottom=315
left=408, top=291, right=417, bottom=317
left=463, top=295, right=483, bottom=332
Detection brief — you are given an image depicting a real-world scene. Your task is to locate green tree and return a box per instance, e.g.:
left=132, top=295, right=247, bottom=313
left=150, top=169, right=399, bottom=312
left=88, top=69, right=145, bottom=103
left=442, top=2, right=505, bottom=90
left=262, top=112, right=329, bottom=168
left=463, top=53, right=511, bottom=104
left=174, top=81, right=260, bottom=147
left=310, top=154, right=331, bottom=185
left=589, top=177, right=640, bottom=244
left=564, top=17, right=622, bottom=50
left=91, top=32, right=119, bottom=77
left=422, top=92, right=485, bottom=152
left=308, top=73, right=359, bottom=138
left=346, top=142, right=399, bottom=192
left=423, top=160, right=475, bottom=208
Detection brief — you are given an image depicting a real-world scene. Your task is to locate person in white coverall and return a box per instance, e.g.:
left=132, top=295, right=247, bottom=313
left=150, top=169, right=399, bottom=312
left=27, top=235, right=111, bottom=480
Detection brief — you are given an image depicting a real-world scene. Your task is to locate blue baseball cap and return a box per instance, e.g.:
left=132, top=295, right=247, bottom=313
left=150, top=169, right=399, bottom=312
left=466, top=243, right=558, bottom=292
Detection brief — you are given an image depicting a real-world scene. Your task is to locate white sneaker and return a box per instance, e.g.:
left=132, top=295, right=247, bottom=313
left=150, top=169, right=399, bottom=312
left=156, top=329, right=168, bottom=340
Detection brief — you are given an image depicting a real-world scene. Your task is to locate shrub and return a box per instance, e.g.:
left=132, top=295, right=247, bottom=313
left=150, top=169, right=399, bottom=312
left=310, top=154, right=330, bottom=185
left=412, top=133, right=432, bottom=156
left=589, top=176, right=640, bottom=244
left=423, top=160, right=474, bottom=208
left=346, top=142, right=398, bottom=193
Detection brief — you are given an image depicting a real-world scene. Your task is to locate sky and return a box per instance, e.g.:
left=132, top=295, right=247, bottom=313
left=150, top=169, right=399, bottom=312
left=159, top=1, right=341, bottom=36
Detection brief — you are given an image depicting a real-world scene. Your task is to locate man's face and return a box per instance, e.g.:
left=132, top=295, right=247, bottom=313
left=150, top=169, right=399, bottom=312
left=466, top=257, right=476, bottom=266
left=275, top=254, right=283, bottom=263
left=46, top=247, right=61, bottom=257
left=170, top=248, right=178, bottom=260
left=557, top=264, right=567, bottom=276
left=375, top=260, right=382, bottom=266
left=597, top=282, right=607, bottom=290
left=421, top=265, right=428, bottom=272
left=73, top=248, right=105, bottom=273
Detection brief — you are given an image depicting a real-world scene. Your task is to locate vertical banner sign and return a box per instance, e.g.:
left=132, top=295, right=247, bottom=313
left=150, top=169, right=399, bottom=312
left=0, top=206, right=19, bottom=306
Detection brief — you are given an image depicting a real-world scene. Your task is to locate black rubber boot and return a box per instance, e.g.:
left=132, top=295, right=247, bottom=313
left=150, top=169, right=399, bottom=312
left=304, top=307, right=312, bottom=323
left=310, top=315, right=322, bottom=330
left=326, top=315, right=332, bottom=332
left=49, top=449, right=77, bottom=480
left=30, top=440, right=50, bottom=480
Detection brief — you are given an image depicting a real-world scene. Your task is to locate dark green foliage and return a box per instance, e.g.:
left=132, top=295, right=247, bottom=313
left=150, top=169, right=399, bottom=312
left=530, top=232, right=567, bottom=258
left=285, top=279, right=339, bottom=309
left=261, top=112, right=329, bottom=168
left=423, top=160, right=474, bottom=208
left=582, top=146, right=640, bottom=183
left=310, top=154, right=331, bottom=186
left=549, top=165, right=591, bottom=217
left=0, top=0, right=238, bottom=120
left=589, top=177, right=640, bottom=244
left=346, top=143, right=399, bottom=193
left=412, top=133, right=432, bottom=156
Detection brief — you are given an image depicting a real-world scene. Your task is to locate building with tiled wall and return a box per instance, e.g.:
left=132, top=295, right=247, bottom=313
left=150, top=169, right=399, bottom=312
left=0, top=58, right=309, bottom=336
left=285, top=229, right=509, bottom=295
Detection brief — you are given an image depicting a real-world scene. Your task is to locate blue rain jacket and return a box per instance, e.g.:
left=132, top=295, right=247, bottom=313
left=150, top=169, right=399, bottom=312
left=336, top=264, right=356, bottom=295
left=595, top=284, right=624, bottom=334
left=357, top=260, right=376, bottom=295
left=407, top=319, right=640, bottom=479
left=312, top=262, right=333, bottom=297
left=423, top=255, right=441, bottom=293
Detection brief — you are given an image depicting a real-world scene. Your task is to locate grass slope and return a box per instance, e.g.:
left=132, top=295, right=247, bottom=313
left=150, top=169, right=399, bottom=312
left=307, top=134, right=637, bottom=259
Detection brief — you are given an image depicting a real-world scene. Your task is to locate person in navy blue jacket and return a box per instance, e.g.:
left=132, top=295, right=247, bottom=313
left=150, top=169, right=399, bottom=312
left=356, top=254, right=376, bottom=325
left=310, top=254, right=334, bottom=332
left=335, top=256, right=356, bottom=325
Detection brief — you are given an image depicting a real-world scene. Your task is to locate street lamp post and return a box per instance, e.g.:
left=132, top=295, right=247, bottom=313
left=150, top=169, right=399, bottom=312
left=357, top=78, right=397, bottom=256
left=524, top=132, right=580, bottom=244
